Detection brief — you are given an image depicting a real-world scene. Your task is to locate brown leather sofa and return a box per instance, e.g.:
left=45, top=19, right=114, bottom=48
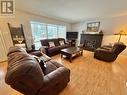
left=5, top=46, right=70, bottom=95
left=94, top=42, right=126, bottom=62
left=40, top=38, right=70, bottom=56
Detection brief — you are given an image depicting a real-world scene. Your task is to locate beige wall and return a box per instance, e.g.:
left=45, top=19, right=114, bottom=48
left=72, top=16, right=127, bottom=56
left=0, top=10, right=71, bottom=61
left=0, top=10, right=72, bottom=49
left=0, top=29, right=7, bottom=62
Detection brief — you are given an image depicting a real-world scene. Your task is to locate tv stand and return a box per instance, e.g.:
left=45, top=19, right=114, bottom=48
left=67, top=39, right=77, bottom=46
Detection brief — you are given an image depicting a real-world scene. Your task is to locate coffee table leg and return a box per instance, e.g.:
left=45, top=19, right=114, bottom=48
left=61, top=54, right=63, bottom=59
left=70, top=55, right=72, bottom=62
left=81, top=50, right=83, bottom=55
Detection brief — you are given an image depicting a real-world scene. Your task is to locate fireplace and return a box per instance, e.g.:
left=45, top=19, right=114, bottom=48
left=80, top=34, right=103, bottom=51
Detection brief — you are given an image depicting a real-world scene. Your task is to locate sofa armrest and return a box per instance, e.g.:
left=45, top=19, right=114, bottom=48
left=39, top=46, right=49, bottom=55
left=65, top=42, right=69, bottom=44
left=65, top=42, right=71, bottom=46
left=41, top=67, right=70, bottom=90
left=5, top=64, right=44, bottom=95
left=100, top=45, right=112, bottom=50
left=40, top=53, right=51, bottom=62
left=40, top=46, right=49, bottom=50
left=46, top=67, right=70, bottom=80
left=49, top=60, right=64, bottom=68
left=103, top=45, right=113, bottom=48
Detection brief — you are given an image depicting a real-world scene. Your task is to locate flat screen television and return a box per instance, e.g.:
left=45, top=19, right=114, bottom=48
left=66, top=32, right=78, bottom=39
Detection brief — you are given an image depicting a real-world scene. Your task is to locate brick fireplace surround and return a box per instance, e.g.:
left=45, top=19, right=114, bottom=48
left=80, top=34, right=103, bottom=51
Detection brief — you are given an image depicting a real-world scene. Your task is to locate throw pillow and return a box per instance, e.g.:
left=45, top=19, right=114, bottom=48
left=59, top=40, right=65, bottom=45
left=49, top=42, right=55, bottom=47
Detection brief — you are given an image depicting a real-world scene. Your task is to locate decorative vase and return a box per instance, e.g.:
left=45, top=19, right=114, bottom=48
left=82, top=30, right=85, bottom=34
left=99, top=30, right=103, bottom=34
left=31, top=44, right=35, bottom=50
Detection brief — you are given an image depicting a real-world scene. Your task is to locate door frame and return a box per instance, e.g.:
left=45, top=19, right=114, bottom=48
left=0, top=28, right=7, bottom=62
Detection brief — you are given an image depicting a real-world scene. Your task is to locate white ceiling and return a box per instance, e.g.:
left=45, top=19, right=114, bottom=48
left=16, top=0, right=127, bottom=23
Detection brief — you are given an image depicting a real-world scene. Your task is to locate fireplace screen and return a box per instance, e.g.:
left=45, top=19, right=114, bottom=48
left=83, top=40, right=97, bottom=50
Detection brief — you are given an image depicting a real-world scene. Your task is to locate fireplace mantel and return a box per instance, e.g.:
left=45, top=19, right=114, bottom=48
left=80, top=34, right=103, bottom=51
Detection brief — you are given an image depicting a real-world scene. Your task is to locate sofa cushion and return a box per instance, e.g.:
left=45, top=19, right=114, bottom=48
left=43, top=61, right=57, bottom=75
left=48, top=46, right=60, bottom=53
left=40, top=39, right=49, bottom=46
left=52, top=39, right=59, bottom=46
left=58, top=44, right=70, bottom=50
left=58, top=38, right=66, bottom=44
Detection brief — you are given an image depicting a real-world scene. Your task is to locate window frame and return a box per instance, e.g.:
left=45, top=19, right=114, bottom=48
left=30, top=21, right=66, bottom=48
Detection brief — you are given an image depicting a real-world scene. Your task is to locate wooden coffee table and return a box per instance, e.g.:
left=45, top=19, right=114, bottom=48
left=61, top=47, right=83, bottom=62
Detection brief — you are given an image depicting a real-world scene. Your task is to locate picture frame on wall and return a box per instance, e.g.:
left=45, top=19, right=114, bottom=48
left=8, top=23, right=27, bottom=49
left=87, top=22, right=100, bottom=33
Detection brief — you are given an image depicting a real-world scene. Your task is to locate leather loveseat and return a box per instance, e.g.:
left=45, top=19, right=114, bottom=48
left=5, top=46, right=70, bottom=95
left=40, top=38, right=70, bottom=56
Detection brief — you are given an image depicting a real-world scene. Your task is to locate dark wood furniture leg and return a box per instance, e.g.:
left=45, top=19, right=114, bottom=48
left=61, top=54, right=63, bottom=59
left=70, top=55, right=72, bottom=62
left=81, top=50, right=83, bottom=55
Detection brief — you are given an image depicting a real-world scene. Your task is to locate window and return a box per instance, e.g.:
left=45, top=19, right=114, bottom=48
left=47, top=24, right=57, bottom=39
left=30, top=21, right=66, bottom=48
left=31, top=22, right=47, bottom=49
left=58, top=26, right=66, bottom=38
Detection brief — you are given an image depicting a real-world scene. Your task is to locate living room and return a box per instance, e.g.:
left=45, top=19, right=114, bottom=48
left=0, top=0, right=127, bottom=95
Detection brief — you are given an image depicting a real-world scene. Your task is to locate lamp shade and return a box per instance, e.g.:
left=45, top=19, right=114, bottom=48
left=114, top=30, right=127, bottom=35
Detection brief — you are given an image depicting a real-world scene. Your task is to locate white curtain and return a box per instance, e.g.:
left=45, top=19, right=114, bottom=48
left=0, top=29, right=7, bottom=62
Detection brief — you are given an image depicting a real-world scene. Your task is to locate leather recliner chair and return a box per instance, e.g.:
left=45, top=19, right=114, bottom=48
left=94, top=42, right=126, bottom=62
left=5, top=46, right=70, bottom=95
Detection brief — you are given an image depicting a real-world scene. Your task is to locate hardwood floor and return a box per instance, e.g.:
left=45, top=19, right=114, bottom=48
left=0, top=50, right=127, bottom=95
